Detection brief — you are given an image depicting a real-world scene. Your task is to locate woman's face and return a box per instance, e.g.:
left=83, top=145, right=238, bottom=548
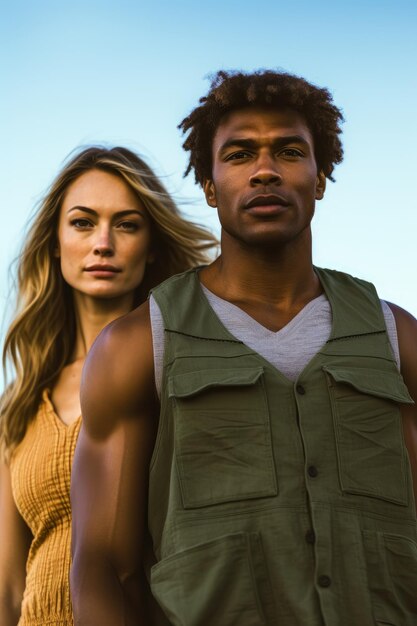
left=56, top=168, right=153, bottom=303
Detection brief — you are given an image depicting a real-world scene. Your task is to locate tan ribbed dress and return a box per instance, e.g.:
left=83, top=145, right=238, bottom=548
left=9, top=390, right=81, bottom=626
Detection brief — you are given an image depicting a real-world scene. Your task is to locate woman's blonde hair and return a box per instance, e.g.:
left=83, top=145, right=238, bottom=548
left=1, top=146, right=217, bottom=458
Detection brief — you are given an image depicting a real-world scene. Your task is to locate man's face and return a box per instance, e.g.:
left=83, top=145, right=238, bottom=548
left=204, top=106, right=326, bottom=249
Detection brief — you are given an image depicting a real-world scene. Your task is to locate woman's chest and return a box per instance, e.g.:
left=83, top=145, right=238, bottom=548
left=10, top=403, right=81, bottom=534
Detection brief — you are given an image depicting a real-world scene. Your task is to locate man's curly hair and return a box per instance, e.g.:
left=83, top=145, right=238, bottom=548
left=179, top=69, right=344, bottom=185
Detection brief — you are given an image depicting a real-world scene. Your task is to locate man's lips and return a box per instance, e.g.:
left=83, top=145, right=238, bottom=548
left=244, top=194, right=290, bottom=215
left=245, top=194, right=290, bottom=210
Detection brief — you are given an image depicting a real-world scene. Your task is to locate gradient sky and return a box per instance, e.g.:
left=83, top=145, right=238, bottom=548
left=1, top=0, right=416, bottom=369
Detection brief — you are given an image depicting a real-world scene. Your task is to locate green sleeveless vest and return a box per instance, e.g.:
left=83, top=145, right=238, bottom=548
left=148, top=267, right=417, bottom=626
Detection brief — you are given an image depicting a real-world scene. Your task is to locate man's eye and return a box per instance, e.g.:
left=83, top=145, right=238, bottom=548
left=226, top=151, right=251, bottom=161
left=70, top=218, right=92, bottom=228
left=280, top=148, right=303, bottom=158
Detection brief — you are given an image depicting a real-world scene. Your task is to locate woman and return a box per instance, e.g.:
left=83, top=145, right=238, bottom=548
left=0, top=146, right=216, bottom=626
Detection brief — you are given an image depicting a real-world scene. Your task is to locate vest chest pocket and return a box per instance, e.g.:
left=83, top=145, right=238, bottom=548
left=323, top=365, right=414, bottom=506
left=168, top=366, right=277, bottom=509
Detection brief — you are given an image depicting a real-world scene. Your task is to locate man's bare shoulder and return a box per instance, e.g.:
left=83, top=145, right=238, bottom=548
left=80, top=301, right=156, bottom=438
left=94, top=299, right=152, bottom=349
left=386, top=302, right=417, bottom=345
left=387, top=301, right=417, bottom=322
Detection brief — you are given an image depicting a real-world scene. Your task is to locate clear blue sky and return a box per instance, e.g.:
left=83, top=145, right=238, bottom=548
left=1, top=0, right=417, bottom=357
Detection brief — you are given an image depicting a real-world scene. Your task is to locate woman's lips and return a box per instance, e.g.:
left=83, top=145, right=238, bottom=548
left=84, top=265, right=122, bottom=277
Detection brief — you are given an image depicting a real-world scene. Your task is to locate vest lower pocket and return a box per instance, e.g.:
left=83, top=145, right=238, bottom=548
left=150, top=532, right=275, bottom=626
left=169, top=367, right=277, bottom=508
left=324, top=365, right=412, bottom=505
left=363, top=530, right=417, bottom=625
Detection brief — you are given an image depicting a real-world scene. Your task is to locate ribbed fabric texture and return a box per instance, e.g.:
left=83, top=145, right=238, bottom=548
left=9, top=390, right=81, bottom=626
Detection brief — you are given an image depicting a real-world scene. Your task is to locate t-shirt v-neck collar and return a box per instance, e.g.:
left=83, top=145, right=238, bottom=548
left=200, top=284, right=328, bottom=339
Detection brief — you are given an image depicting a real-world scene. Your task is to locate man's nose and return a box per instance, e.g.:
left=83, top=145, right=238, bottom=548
left=93, top=228, right=114, bottom=257
left=250, top=154, right=282, bottom=187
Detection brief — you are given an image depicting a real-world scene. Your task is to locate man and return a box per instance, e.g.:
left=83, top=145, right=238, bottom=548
left=71, top=70, right=417, bottom=625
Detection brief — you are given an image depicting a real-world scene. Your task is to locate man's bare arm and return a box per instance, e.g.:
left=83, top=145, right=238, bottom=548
left=70, top=302, right=158, bottom=626
left=388, top=302, right=417, bottom=512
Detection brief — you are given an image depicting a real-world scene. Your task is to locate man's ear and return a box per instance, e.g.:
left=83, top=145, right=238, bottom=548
left=203, top=179, right=217, bottom=208
left=315, top=171, right=326, bottom=200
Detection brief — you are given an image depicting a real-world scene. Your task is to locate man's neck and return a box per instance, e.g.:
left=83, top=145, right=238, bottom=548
left=199, top=230, right=322, bottom=332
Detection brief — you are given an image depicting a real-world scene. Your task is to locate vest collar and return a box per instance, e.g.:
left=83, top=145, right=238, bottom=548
left=156, top=266, right=386, bottom=344
left=315, top=267, right=386, bottom=342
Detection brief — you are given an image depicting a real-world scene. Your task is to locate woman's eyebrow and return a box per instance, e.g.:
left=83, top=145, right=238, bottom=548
left=67, top=206, right=145, bottom=218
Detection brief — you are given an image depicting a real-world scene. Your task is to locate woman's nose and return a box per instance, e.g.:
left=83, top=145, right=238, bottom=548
left=93, top=229, right=114, bottom=257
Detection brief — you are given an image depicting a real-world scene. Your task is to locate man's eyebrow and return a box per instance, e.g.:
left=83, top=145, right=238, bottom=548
left=67, top=206, right=145, bottom=218
left=218, top=135, right=310, bottom=153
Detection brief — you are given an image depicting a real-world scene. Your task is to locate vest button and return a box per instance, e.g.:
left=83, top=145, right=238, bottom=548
left=307, top=465, right=318, bottom=478
left=318, top=575, right=331, bottom=588
left=305, top=530, right=316, bottom=544
left=296, top=384, right=306, bottom=395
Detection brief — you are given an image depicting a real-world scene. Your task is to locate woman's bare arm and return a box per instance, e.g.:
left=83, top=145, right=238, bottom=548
left=0, top=461, right=32, bottom=625
left=70, top=301, right=158, bottom=626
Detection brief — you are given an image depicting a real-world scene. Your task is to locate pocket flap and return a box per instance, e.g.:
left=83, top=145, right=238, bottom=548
left=168, top=367, right=264, bottom=398
left=323, top=365, right=414, bottom=404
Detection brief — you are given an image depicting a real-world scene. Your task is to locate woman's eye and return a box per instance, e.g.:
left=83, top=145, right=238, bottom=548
left=117, top=221, right=139, bottom=232
left=70, top=218, right=92, bottom=228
